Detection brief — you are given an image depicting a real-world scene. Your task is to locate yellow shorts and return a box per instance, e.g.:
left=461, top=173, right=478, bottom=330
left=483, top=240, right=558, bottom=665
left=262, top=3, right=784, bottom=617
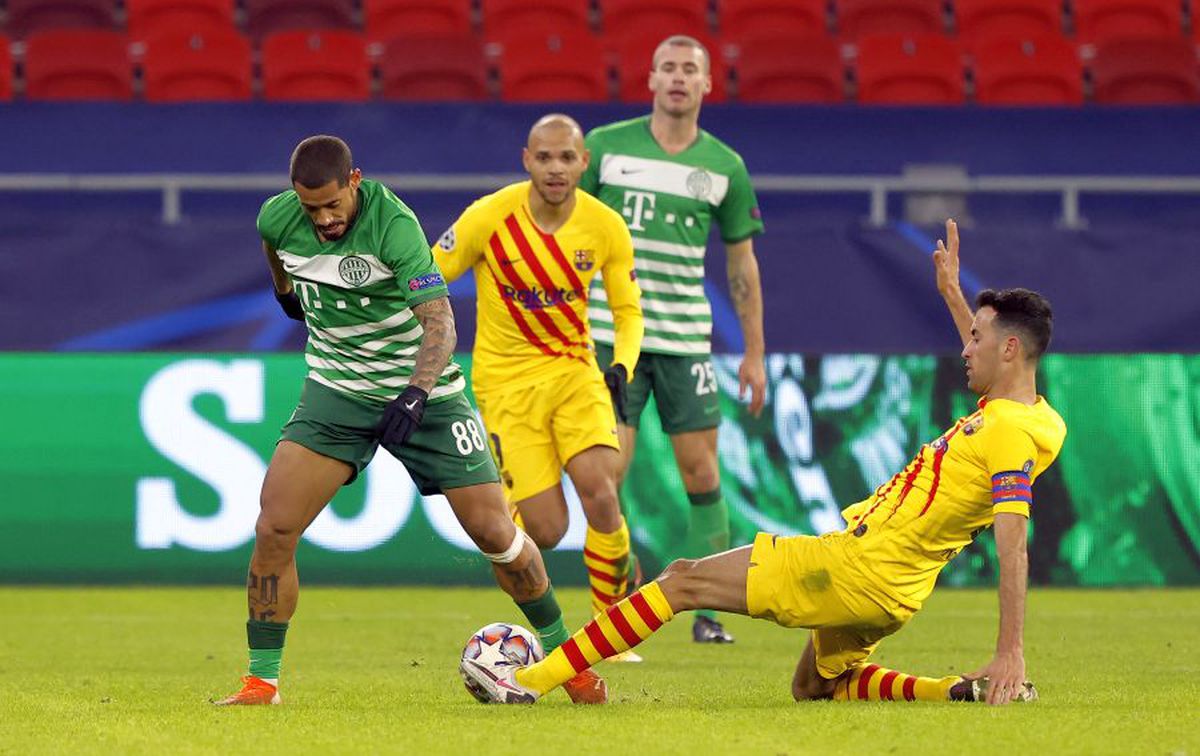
left=475, top=365, right=619, bottom=503
left=745, top=532, right=915, bottom=679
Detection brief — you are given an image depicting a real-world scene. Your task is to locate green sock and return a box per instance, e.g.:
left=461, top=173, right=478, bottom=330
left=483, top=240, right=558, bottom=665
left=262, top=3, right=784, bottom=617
left=246, top=619, right=288, bottom=681
left=685, top=489, right=730, bottom=621
left=516, top=586, right=570, bottom=653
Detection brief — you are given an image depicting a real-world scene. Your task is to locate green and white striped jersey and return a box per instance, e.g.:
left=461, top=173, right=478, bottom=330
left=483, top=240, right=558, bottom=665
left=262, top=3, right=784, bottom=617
left=257, top=179, right=464, bottom=405
left=581, top=116, right=763, bottom=356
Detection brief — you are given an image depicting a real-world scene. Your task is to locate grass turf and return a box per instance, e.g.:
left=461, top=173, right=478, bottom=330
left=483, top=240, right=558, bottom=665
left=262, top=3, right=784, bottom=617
left=1, top=587, right=1197, bottom=755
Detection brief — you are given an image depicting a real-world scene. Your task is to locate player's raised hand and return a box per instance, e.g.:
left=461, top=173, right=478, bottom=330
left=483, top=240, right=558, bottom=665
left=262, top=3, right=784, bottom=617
left=932, top=218, right=961, bottom=296
left=964, top=649, right=1026, bottom=706
left=739, top=355, right=766, bottom=417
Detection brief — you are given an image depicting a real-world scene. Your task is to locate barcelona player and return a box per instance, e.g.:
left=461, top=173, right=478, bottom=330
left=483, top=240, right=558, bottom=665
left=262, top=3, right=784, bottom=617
left=463, top=219, right=1067, bottom=706
left=433, top=115, right=644, bottom=657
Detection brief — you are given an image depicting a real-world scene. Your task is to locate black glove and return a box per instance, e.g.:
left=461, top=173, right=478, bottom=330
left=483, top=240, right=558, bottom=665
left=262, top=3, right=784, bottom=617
left=376, top=385, right=428, bottom=447
left=603, top=364, right=629, bottom=424
left=275, top=289, right=305, bottom=322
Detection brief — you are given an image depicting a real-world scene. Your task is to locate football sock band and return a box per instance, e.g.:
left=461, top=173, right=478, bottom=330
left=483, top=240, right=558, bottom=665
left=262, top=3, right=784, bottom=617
left=583, top=519, right=631, bottom=616
left=516, top=581, right=675, bottom=695
left=833, top=663, right=959, bottom=702
left=246, top=619, right=288, bottom=682
left=684, top=489, right=729, bottom=622
left=516, top=586, right=570, bottom=654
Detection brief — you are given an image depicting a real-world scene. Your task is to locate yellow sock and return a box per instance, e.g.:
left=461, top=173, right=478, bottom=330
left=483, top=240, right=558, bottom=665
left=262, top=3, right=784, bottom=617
left=516, top=580, right=674, bottom=695
left=833, top=663, right=959, bottom=702
left=583, top=520, right=630, bottom=616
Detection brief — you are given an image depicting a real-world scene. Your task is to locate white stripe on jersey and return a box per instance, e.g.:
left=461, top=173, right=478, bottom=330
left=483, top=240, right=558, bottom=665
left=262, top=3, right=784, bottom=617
left=599, top=154, right=731, bottom=206
left=312, top=309, right=419, bottom=340
left=306, top=353, right=416, bottom=374
left=277, top=249, right=396, bottom=289
left=590, top=291, right=711, bottom=317
left=633, top=237, right=707, bottom=260
left=308, top=371, right=466, bottom=400
left=309, top=335, right=420, bottom=361
left=634, top=256, right=705, bottom=280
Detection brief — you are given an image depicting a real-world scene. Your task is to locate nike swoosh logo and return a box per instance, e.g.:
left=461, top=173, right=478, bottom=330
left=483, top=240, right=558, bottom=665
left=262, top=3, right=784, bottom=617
left=704, top=405, right=721, bottom=414
left=466, top=460, right=490, bottom=472
left=405, top=400, right=418, bottom=410
left=620, top=167, right=642, bottom=175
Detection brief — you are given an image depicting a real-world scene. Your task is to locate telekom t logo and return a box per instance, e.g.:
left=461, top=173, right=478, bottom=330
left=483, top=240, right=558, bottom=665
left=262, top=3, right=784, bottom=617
left=622, top=190, right=656, bottom=231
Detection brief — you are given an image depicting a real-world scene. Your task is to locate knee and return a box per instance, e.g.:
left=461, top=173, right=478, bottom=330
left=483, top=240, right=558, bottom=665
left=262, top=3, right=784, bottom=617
left=460, top=509, right=519, bottom=555
left=254, top=513, right=301, bottom=555
left=679, top=458, right=720, bottom=493
left=657, top=558, right=703, bottom=610
left=522, top=517, right=567, bottom=550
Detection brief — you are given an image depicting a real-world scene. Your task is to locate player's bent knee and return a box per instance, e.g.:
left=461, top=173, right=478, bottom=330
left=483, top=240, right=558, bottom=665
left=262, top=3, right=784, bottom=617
left=523, top=518, right=567, bottom=550
left=253, top=516, right=301, bottom=555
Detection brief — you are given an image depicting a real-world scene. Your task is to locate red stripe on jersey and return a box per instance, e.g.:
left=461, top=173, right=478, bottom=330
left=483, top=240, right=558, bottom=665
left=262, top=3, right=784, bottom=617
left=591, top=586, right=619, bottom=606
left=850, top=466, right=906, bottom=529
left=583, top=547, right=620, bottom=566
left=487, top=233, right=578, bottom=361
left=916, top=412, right=974, bottom=517
left=561, top=638, right=589, bottom=673
left=902, top=676, right=917, bottom=701
left=584, top=620, right=618, bottom=658
left=857, top=664, right=881, bottom=700
left=629, top=591, right=664, bottom=632
left=526, top=209, right=587, bottom=306
left=492, top=277, right=559, bottom=358
left=606, top=604, right=643, bottom=646
left=587, top=566, right=621, bottom=586
left=504, top=214, right=588, bottom=339
left=879, top=671, right=899, bottom=700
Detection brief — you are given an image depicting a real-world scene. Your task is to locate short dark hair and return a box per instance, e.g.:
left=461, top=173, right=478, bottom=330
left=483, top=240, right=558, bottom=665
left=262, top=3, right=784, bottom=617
left=289, top=135, right=352, bottom=189
left=975, top=288, right=1053, bottom=359
left=654, top=35, right=711, bottom=74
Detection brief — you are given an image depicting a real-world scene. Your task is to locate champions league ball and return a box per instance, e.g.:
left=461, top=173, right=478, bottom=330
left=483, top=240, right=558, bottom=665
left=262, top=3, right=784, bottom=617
left=459, top=622, right=543, bottom=703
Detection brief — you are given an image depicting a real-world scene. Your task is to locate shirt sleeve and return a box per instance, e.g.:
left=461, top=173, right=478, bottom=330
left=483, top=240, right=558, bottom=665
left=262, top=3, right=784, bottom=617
left=713, top=156, right=764, bottom=244
left=579, top=131, right=602, bottom=196
left=430, top=199, right=488, bottom=284
left=381, top=213, right=449, bottom=307
left=983, top=420, right=1041, bottom=518
left=600, top=212, right=643, bottom=377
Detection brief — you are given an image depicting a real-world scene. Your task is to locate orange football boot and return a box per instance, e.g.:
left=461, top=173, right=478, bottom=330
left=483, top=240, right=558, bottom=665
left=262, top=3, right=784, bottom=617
left=562, top=669, right=608, bottom=704
left=213, top=676, right=281, bottom=705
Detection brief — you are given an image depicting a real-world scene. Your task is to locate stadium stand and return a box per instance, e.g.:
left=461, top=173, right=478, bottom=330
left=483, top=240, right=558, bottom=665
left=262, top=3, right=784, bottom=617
left=24, top=29, right=133, bottom=101
left=380, top=33, right=490, bottom=99
left=856, top=33, right=965, bottom=103
left=734, top=33, right=846, bottom=102
left=126, top=0, right=237, bottom=43
left=955, top=0, right=1063, bottom=48
left=496, top=29, right=608, bottom=101
left=972, top=34, right=1082, bottom=105
left=4, top=0, right=116, bottom=38
left=613, top=30, right=727, bottom=103
left=262, top=29, right=371, bottom=101
left=600, top=0, right=710, bottom=37
left=243, top=0, right=356, bottom=39
left=365, top=0, right=475, bottom=42
left=837, top=0, right=946, bottom=38
left=1074, top=0, right=1184, bottom=45
left=1092, top=36, right=1200, bottom=104
left=0, top=35, right=10, bottom=100
left=481, top=0, right=592, bottom=38
left=719, top=0, right=829, bottom=39
left=142, top=29, right=253, bottom=101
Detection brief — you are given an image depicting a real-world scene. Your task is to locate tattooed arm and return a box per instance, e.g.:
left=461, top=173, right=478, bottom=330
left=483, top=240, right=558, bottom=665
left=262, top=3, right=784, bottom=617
left=726, top=237, right=766, bottom=416
left=409, top=296, right=457, bottom=394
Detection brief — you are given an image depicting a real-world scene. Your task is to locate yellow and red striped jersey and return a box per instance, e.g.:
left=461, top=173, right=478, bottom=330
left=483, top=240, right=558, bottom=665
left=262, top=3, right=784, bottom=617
left=433, top=182, right=643, bottom=392
left=839, top=396, right=1066, bottom=609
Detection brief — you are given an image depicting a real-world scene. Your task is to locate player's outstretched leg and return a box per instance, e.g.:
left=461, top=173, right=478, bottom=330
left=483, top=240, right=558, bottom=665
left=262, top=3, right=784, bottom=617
left=470, top=547, right=751, bottom=702
left=445, top=481, right=607, bottom=704
left=215, top=441, right=351, bottom=706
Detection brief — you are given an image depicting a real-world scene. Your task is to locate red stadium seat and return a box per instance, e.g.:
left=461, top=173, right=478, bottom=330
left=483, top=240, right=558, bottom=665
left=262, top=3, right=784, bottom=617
left=972, top=35, right=1081, bottom=105
left=955, top=0, right=1062, bottom=49
left=720, top=0, right=828, bottom=40
left=0, top=36, right=11, bottom=100
left=1074, top=0, right=1182, bottom=46
left=142, top=29, right=253, bottom=101
left=380, top=33, right=490, bottom=100
left=244, top=0, right=356, bottom=39
left=482, top=0, right=592, bottom=38
left=837, top=0, right=945, bottom=39
left=735, top=33, right=845, bottom=103
left=613, top=30, right=727, bottom=103
left=126, top=0, right=236, bottom=43
left=365, top=0, right=473, bottom=42
left=497, top=30, right=609, bottom=101
left=600, top=0, right=709, bottom=37
left=262, top=30, right=371, bottom=101
left=1092, top=36, right=1199, bottom=104
left=856, top=33, right=964, bottom=104
left=4, top=0, right=115, bottom=38
left=24, top=29, right=132, bottom=100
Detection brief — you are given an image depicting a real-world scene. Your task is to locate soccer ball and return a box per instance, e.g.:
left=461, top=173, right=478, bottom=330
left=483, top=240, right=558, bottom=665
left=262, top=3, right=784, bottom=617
left=459, top=622, right=543, bottom=703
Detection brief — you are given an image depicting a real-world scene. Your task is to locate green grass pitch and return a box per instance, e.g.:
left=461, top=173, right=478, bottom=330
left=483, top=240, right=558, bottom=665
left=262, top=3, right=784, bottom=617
left=1, top=587, right=1197, bottom=755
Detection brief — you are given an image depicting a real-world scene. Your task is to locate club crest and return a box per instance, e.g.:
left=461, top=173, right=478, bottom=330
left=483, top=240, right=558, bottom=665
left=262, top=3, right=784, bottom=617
left=573, top=249, right=595, bottom=271
left=338, top=255, right=371, bottom=286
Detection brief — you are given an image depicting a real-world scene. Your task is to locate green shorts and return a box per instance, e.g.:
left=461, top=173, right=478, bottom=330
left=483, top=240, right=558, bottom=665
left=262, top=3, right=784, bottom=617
left=596, top=343, right=721, bottom=434
left=280, top=379, right=499, bottom=494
